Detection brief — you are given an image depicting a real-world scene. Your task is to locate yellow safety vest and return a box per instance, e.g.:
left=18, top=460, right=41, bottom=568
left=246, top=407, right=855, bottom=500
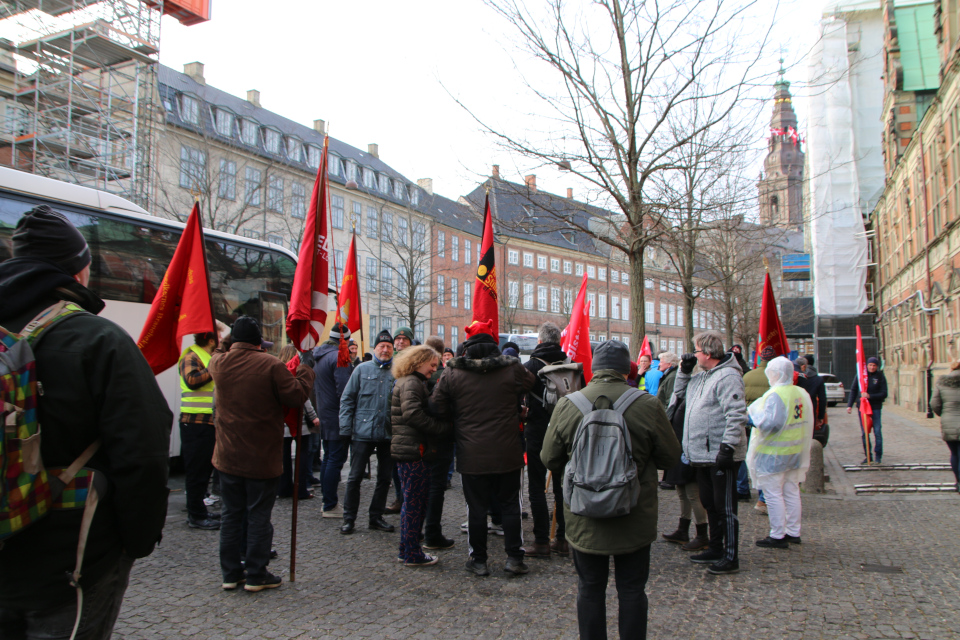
left=752, top=385, right=811, bottom=472
left=179, top=344, right=214, bottom=414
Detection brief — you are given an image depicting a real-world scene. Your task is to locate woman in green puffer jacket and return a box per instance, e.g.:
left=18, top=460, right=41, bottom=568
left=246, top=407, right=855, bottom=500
left=930, top=363, right=960, bottom=490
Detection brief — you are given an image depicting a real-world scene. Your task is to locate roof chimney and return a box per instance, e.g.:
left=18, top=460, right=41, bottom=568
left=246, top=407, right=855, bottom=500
left=313, top=119, right=326, bottom=134
left=525, top=174, right=537, bottom=193
left=184, top=61, right=205, bottom=85
left=367, top=143, right=379, bottom=158
left=492, top=164, right=500, bottom=179
left=246, top=89, right=260, bottom=107
left=417, top=178, right=434, bottom=195
left=566, top=188, right=573, bottom=199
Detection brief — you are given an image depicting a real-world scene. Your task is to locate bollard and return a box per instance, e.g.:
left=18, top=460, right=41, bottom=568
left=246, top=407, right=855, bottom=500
left=804, top=440, right=825, bottom=494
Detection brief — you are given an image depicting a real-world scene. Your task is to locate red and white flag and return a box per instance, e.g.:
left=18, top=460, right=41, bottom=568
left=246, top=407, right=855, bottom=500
left=560, top=273, right=592, bottom=383
left=855, top=325, right=873, bottom=435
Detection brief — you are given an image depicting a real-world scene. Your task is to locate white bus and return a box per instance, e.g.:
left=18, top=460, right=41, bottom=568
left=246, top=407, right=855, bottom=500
left=0, top=167, right=299, bottom=457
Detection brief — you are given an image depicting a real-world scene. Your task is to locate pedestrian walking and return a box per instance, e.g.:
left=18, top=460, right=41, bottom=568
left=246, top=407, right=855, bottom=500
left=929, top=362, right=960, bottom=491
left=846, top=357, right=888, bottom=464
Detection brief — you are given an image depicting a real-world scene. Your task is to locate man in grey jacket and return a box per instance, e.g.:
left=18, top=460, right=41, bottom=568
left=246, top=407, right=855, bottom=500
left=338, top=330, right=397, bottom=535
left=669, top=330, right=748, bottom=575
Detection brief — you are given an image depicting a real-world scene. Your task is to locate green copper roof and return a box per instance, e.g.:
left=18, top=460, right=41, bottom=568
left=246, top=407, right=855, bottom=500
left=896, top=4, right=940, bottom=92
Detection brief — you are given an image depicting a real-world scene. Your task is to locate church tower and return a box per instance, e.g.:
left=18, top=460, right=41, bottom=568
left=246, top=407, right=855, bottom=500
left=758, top=64, right=804, bottom=228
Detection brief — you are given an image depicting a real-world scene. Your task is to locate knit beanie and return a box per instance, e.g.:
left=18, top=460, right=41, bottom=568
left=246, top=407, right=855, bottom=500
left=867, top=357, right=880, bottom=366
left=330, top=322, right=351, bottom=340
left=12, top=205, right=92, bottom=275
left=375, top=330, right=394, bottom=347
left=593, top=340, right=631, bottom=376
left=232, top=316, right=262, bottom=345
left=395, top=326, right=414, bottom=342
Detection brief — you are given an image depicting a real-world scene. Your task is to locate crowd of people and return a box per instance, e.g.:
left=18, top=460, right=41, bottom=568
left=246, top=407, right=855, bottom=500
left=5, top=207, right=960, bottom=640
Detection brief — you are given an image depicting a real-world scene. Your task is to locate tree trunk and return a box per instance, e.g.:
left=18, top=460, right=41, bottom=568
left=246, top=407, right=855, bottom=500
left=630, top=245, right=646, bottom=350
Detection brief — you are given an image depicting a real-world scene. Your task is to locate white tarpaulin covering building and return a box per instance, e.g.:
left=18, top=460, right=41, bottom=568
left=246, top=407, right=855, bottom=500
left=807, top=1, right=889, bottom=316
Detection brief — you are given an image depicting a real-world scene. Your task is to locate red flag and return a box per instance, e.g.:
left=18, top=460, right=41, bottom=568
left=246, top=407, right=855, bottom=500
left=637, top=336, right=652, bottom=363
left=855, top=325, right=874, bottom=435
left=561, top=274, right=592, bottom=383
left=472, top=194, right=499, bottom=337
left=335, top=232, right=363, bottom=365
left=283, top=353, right=301, bottom=432
left=756, top=272, right=790, bottom=364
left=287, top=137, right=331, bottom=351
left=137, top=202, right=216, bottom=375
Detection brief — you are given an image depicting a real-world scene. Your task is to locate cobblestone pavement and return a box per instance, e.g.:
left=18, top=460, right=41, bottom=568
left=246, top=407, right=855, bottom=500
left=114, top=407, right=959, bottom=639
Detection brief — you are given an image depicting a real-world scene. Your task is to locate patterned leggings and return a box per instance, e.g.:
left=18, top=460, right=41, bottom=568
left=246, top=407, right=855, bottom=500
left=397, top=460, right=430, bottom=563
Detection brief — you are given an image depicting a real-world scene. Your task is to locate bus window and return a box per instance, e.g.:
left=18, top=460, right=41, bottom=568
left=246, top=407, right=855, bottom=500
left=260, top=291, right=288, bottom=356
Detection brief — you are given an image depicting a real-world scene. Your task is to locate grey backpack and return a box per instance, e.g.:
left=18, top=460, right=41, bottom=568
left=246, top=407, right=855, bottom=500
left=535, top=357, right=583, bottom=415
left=563, top=388, right=644, bottom=518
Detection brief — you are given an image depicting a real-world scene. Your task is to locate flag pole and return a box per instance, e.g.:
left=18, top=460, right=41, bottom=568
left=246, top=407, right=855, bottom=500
left=290, top=405, right=302, bottom=582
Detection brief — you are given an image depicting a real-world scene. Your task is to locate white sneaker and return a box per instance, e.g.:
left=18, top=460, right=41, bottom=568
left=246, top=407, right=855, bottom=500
left=489, top=523, right=504, bottom=536
left=404, top=553, right=439, bottom=567
left=203, top=494, right=221, bottom=506
left=322, top=504, right=343, bottom=519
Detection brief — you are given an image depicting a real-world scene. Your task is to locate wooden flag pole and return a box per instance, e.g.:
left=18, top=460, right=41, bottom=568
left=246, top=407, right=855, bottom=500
left=290, top=407, right=303, bottom=581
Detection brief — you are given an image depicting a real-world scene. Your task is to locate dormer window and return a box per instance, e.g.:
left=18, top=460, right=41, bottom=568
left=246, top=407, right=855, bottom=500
left=308, top=145, right=322, bottom=169
left=328, top=154, right=342, bottom=176
left=214, top=108, right=234, bottom=137
left=409, top=186, right=420, bottom=206
left=240, top=119, right=258, bottom=146
left=346, top=160, right=358, bottom=183
left=286, top=137, right=303, bottom=163
left=393, top=180, right=405, bottom=200
left=180, top=94, right=199, bottom=124
left=264, top=128, right=281, bottom=154
left=379, top=174, right=390, bottom=193
left=363, top=167, right=376, bottom=189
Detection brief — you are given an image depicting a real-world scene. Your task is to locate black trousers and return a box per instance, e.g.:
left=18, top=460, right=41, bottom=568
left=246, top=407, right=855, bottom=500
left=572, top=545, right=651, bottom=640
left=179, top=421, right=215, bottom=521
left=342, top=440, right=392, bottom=522
left=461, top=470, right=523, bottom=563
left=696, top=465, right=739, bottom=562
left=525, top=426, right=565, bottom=543
left=423, top=450, right=454, bottom=541
left=219, top=472, right=279, bottom=582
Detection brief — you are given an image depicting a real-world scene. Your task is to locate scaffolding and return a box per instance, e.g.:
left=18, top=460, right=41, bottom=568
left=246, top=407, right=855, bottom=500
left=1, top=0, right=161, bottom=208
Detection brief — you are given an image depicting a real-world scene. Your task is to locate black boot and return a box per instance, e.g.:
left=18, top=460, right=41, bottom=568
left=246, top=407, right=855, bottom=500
left=661, top=518, right=690, bottom=544
left=681, top=523, right=710, bottom=551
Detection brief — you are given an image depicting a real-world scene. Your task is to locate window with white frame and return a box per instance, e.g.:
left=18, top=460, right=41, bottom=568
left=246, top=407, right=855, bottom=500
left=410, top=187, right=420, bottom=206
left=264, top=129, right=281, bottom=154
left=622, top=272, right=629, bottom=284
left=351, top=201, right=361, bottom=230
left=538, top=286, right=547, bottom=311
left=660, top=338, right=667, bottom=351
left=366, top=257, right=377, bottom=292
left=564, top=288, right=572, bottom=311
left=611, top=269, right=619, bottom=283
left=398, top=217, right=409, bottom=247
left=415, top=322, right=424, bottom=343
left=645, top=301, right=654, bottom=323
left=524, top=283, right=534, bottom=309
left=437, top=230, right=445, bottom=256
left=180, top=94, right=199, bottom=124
left=267, top=175, right=283, bottom=213
left=346, top=161, right=358, bottom=183
left=611, top=296, right=620, bottom=320
left=241, top=119, right=258, bottom=146
left=394, top=180, right=405, bottom=200
left=328, top=154, right=342, bottom=177
left=677, top=306, right=684, bottom=327
left=381, top=212, right=393, bottom=240
left=598, top=294, right=607, bottom=318
left=587, top=265, right=596, bottom=279
left=331, top=195, right=344, bottom=229
left=508, top=250, right=519, bottom=265
left=622, top=298, right=629, bottom=321
left=379, top=174, right=390, bottom=193
left=645, top=278, right=653, bottom=289
left=179, top=145, right=205, bottom=190
left=669, top=339, right=677, bottom=353
left=464, top=286, right=471, bottom=310
left=308, top=145, right=322, bottom=169
left=334, top=249, right=344, bottom=284
left=551, top=287, right=561, bottom=313
left=397, top=265, right=408, bottom=297
left=523, top=253, right=534, bottom=268
left=451, top=326, right=458, bottom=350
left=451, top=236, right=459, bottom=261
left=437, top=324, right=444, bottom=340
left=598, top=267, right=606, bottom=281
left=244, top=167, right=261, bottom=206
left=669, top=305, right=676, bottom=326
left=267, top=234, right=283, bottom=247
left=598, top=334, right=606, bottom=342
left=291, top=182, right=306, bottom=218
left=413, top=222, right=426, bottom=251
left=218, top=159, right=236, bottom=200
left=660, top=280, right=667, bottom=291
left=381, top=261, right=392, bottom=289
left=622, top=336, right=630, bottom=348
left=551, top=258, right=560, bottom=272
left=537, top=255, right=547, bottom=270
left=509, top=281, right=519, bottom=306
left=576, top=263, right=584, bottom=276
left=437, top=275, right=445, bottom=305
left=660, top=303, right=668, bottom=324
left=241, top=229, right=260, bottom=240
left=363, top=167, right=376, bottom=189
left=464, top=239, right=471, bottom=265
left=367, top=207, right=378, bottom=238
left=215, top=109, right=234, bottom=137
left=451, top=279, right=458, bottom=308
left=587, top=292, right=596, bottom=316
left=563, top=260, right=572, bottom=274
left=286, top=138, right=303, bottom=163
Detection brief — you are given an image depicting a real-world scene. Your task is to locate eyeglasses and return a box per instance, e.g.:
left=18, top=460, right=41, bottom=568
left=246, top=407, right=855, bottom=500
left=693, top=349, right=704, bottom=354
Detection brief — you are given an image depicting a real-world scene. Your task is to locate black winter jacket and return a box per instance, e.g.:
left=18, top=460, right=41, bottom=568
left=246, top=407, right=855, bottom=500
left=523, top=341, right=568, bottom=431
left=312, top=340, right=354, bottom=440
left=390, top=372, right=449, bottom=462
left=847, top=370, right=889, bottom=411
left=0, top=258, right=171, bottom=608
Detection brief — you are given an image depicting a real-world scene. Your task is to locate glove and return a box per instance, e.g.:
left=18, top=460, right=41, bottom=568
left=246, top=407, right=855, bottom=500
left=680, top=353, right=697, bottom=375
left=299, top=350, right=316, bottom=369
left=715, top=443, right=737, bottom=470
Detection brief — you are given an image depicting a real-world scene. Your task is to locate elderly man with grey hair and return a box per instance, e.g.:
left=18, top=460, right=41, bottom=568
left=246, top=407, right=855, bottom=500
left=668, top=330, right=748, bottom=575
left=656, top=352, right=681, bottom=408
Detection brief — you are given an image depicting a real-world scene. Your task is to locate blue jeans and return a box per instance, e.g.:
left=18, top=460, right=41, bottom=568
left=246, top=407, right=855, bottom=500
left=219, top=472, right=279, bottom=583
left=572, top=545, right=650, bottom=640
left=736, top=461, right=750, bottom=495
left=0, top=553, right=134, bottom=640
left=319, top=439, right=348, bottom=511
left=858, top=409, right=883, bottom=461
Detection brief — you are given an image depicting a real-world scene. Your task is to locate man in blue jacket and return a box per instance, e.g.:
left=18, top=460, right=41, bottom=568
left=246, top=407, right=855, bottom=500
left=312, top=323, right=355, bottom=517
left=338, top=330, right=396, bottom=534
left=847, top=357, right=888, bottom=464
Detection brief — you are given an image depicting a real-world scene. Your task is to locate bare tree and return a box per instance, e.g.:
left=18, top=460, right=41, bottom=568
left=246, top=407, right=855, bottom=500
left=461, top=0, right=775, bottom=346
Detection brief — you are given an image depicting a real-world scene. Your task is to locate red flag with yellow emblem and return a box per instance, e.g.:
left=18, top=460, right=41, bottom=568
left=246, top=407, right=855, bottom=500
left=335, top=231, right=363, bottom=358
left=137, top=202, right=216, bottom=375
left=472, top=194, right=499, bottom=337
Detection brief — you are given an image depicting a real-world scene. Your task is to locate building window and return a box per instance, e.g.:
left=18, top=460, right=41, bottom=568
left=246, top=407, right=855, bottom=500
left=381, top=211, right=393, bottom=240
left=241, top=119, right=258, bottom=146
left=509, top=281, right=519, bottom=307
left=587, top=292, right=596, bottom=317
left=244, top=167, right=262, bottom=206
left=464, top=285, right=471, bottom=310
left=398, top=217, right=409, bottom=247
left=241, top=229, right=260, bottom=240
left=415, top=322, right=424, bottom=343
left=537, top=255, right=547, bottom=270
left=587, top=265, right=596, bottom=279
left=622, top=336, right=629, bottom=348
left=334, top=249, right=344, bottom=285
left=218, top=159, right=236, bottom=200
left=437, top=275, right=445, bottom=305
left=351, top=201, right=361, bottom=230
left=563, top=260, right=572, bottom=274
left=437, top=231, right=445, bottom=256
left=669, top=304, right=676, bottom=326
left=215, top=109, right=234, bottom=137
left=611, top=296, right=620, bottom=320
left=508, top=250, right=519, bottom=265
left=367, top=207, right=378, bottom=238
left=523, top=253, right=534, bottom=268
left=524, top=283, right=534, bottom=309
left=660, top=303, right=668, bottom=324
left=437, top=324, right=445, bottom=340
left=464, top=239, right=472, bottom=265
left=180, top=94, right=199, bottom=124
left=413, top=222, right=426, bottom=251
left=477, top=243, right=481, bottom=263
left=645, top=279, right=653, bottom=289
left=366, top=257, right=378, bottom=292
left=291, top=182, right=306, bottom=218
left=622, top=272, right=629, bottom=285
left=452, top=326, right=458, bottom=351
left=410, top=187, right=420, bottom=206
left=451, top=279, right=458, bottom=308
left=622, top=298, right=629, bottom=321
left=598, top=334, right=606, bottom=342
left=394, top=180, right=405, bottom=200
left=308, top=145, right=322, bottom=169
left=264, top=129, right=281, bottom=154
left=383, top=316, right=393, bottom=333
left=363, top=167, right=376, bottom=189
left=381, top=260, right=393, bottom=290
left=598, top=294, right=607, bottom=318
left=551, top=258, right=560, bottom=272
left=677, top=306, right=684, bottom=327
left=267, top=234, right=283, bottom=247
left=645, top=301, right=654, bottom=323
left=611, top=269, right=619, bottom=283
left=286, top=138, right=303, bottom=163
left=538, top=286, right=547, bottom=311
left=331, top=195, right=344, bottom=229
left=598, top=267, right=606, bottom=281
left=379, top=174, right=390, bottom=193
left=576, top=263, right=584, bottom=276
left=660, top=280, right=667, bottom=291
left=267, top=175, right=284, bottom=213
left=179, top=145, right=206, bottom=190
left=346, top=161, right=358, bottom=183
left=397, top=265, right=408, bottom=297
left=452, top=236, right=459, bottom=261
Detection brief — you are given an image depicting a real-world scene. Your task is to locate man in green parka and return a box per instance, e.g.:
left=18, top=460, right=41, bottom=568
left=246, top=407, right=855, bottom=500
left=542, top=340, right=681, bottom=640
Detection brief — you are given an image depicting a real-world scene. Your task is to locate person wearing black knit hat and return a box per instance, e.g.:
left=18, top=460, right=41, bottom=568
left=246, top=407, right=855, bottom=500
left=0, top=206, right=171, bottom=635
left=847, top=356, right=888, bottom=464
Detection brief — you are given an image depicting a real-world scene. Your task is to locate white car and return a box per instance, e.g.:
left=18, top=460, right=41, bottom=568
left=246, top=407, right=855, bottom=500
left=820, top=374, right=846, bottom=407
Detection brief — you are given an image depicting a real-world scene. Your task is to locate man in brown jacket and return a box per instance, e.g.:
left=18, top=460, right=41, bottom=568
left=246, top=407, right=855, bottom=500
left=208, top=316, right=315, bottom=593
left=432, top=320, right=536, bottom=577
